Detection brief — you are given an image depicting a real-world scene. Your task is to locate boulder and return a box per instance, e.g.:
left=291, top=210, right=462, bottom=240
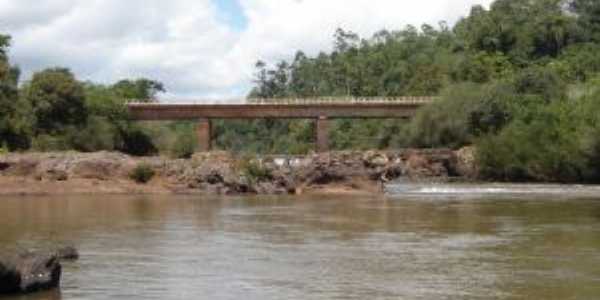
left=0, top=252, right=62, bottom=295
left=0, top=261, right=21, bottom=294
left=362, top=151, right=390, bottom=168
left=17, top=252, right=62, bottom=293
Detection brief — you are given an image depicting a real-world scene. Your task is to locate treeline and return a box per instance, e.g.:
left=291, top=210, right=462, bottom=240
left=0, top=39, right=184, bottom=156
left=242, top=0, right=600, bottom=182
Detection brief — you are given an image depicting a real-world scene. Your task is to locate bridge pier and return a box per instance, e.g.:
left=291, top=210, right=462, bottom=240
left=196, top=118, right=212, bottom=152
left=316, top=116, right=330, bottom=153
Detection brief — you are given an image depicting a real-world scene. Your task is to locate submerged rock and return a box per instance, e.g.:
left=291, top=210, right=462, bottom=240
left=56, top=246, right=79, bottom=261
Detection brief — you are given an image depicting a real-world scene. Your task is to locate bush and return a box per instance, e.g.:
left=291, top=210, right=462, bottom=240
left=238, top=157, right=272, bottom=183
left=0, top=142, right=8, bottom=154
left=170, top=131, right=197, bottom=159
left=118, top=126, right=157, bottom=156
left=511, top=66, right=566, bottom=103
left=476, top=98, right=594, bottom=182
left=129, top=163, right=155, bottom=184
left=31, top=134, right=69, bottom=151
left=66, top=117, right=118, bottom=152
left=397, top=82, right=507, bottom=148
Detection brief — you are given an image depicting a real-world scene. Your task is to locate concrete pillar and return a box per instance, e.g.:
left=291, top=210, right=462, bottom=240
left=196, top=118, right=212, bottom=152
left=316, top=116, right=330, bottom=153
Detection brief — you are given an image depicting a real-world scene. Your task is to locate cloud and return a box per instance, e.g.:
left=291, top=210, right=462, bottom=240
left=0, top=0, right=493, bottom=101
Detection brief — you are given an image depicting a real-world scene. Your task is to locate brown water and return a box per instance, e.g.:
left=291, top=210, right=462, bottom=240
left=1, top=193, right=600, bottom=299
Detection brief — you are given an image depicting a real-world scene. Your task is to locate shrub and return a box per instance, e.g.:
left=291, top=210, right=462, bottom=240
left=118, top=126, right=157, bottom=156
left=238, top=157, right=272, bottom=183
left=129, top=163, right=155, bottom=184
left=0, top=142, right=8, bottom=154
left=170, top=131, right=197, bottom=159
left=31, top=134, right=69, bottom=151
left=511, top=66, right=566, bottom=103
left=67, top=117, right=118, bottom=152
left=476, top=99, right=591, bottom=182
left=398, top=82, right=503, bottom=148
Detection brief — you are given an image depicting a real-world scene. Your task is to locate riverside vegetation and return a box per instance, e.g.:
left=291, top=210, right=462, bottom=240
left=2, top=0, right=600, bottom=184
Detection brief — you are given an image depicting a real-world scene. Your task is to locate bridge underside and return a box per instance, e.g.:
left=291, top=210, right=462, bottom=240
left=128, top=102, right=429, bottom=152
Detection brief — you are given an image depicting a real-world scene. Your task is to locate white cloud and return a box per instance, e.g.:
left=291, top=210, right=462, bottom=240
left=1, top=0, right=493, bottom=101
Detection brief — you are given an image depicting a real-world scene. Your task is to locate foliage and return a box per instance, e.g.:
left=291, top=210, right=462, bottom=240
left=21, top=68, right=88, bottom=135
left=170, top=128, right=197, bottom=159
left=67, top=117, right=119, bottom=152
left=477, top=83, right=600, bottom=182
left=0, top=142, right=8, bottom=154
left=31, top=134, right=70, bottom=152
left=118, top=125, right=158, bottom=156
left=129, top=163, right=156, bottom=184
left=0, top=35, right=25, bottom=150
left=238, top=157, right=272, bottom=183
left=112, top=79, right=164, bottom=102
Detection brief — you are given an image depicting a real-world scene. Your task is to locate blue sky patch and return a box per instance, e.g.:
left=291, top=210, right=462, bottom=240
left=213, top=0, right=248, bottom=31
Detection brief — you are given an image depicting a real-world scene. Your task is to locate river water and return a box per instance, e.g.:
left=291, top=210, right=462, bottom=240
left=1, top=184, right=600, bottom=299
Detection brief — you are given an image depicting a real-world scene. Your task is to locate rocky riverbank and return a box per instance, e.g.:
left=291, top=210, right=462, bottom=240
left=0, top=149, right=477, bottom=196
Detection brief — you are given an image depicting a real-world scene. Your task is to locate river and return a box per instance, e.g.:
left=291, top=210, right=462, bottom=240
left=1, top=184, right=600, bottom=299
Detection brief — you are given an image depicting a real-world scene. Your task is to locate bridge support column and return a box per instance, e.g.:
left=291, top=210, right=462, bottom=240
left=196, top=118, right=212, bottom=152
left=316, top=116, right=330, bottom=153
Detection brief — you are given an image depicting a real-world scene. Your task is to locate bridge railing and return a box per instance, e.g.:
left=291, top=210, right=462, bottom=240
left=127, top=96, right=438, bottom=105
left=246, top=96, right=437, bottom=105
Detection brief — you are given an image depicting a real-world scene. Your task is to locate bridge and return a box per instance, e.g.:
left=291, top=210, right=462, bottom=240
left=127, top=97, right=435, bottom=152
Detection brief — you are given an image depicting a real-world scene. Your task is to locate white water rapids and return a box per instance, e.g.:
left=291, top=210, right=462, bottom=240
left=386, top=183, right=600, bottom=199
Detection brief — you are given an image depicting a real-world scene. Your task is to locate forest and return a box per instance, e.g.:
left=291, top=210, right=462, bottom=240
left=2, top=0, right=600, bottom=182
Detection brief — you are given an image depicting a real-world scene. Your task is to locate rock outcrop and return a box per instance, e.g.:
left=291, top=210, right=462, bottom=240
left=0, top=149, right=474, bottom=195
left=0, top=252, right=62, bottom=295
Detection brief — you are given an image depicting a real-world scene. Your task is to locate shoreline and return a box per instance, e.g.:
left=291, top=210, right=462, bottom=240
left=0, top=149, right=476, bottom=196
left=0, top=176, right=384, bottom=197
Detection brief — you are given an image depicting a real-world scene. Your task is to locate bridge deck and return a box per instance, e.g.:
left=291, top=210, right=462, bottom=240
left=127, top=97, right=435, bottom=120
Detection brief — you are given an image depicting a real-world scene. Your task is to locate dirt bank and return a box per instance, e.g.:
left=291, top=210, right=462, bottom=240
left=0, top=149, right=476, bottom=196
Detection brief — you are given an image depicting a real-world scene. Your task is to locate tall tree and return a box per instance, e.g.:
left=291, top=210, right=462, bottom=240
left=0, top=34, right=24, bottom=149
left=22, top=68, right=88, bottom=135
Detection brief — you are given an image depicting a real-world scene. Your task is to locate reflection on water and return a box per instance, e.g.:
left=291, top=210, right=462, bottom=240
left=0, top=193, right=600, bottom=299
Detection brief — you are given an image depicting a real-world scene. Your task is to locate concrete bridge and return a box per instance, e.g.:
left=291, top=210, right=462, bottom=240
left=127, top=97, right=435, bottom=152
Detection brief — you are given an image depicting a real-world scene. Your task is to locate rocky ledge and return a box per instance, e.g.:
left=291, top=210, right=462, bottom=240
left=0, top=148, right=477, bottom=196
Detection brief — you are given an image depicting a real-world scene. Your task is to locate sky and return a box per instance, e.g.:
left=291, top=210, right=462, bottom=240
left=0, top=0, right=494, bottom=101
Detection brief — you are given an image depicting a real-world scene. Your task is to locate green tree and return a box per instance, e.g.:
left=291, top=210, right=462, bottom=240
left=570, top=0, right=600, bottom=42
left=0, top=34, right=22, bottom=150
left=22, top=68, right=88, bottom=135
left=112, top=78, right=164, bottom=102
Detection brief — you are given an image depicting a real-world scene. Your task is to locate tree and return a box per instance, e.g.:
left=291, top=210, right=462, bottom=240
left=22, top=68, right=88, bottom=135
left=112, top=78, right=165, bottom=102
left=0, top=34, right=23, bottom=149
left=570, top=0, right=600, bottom=42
